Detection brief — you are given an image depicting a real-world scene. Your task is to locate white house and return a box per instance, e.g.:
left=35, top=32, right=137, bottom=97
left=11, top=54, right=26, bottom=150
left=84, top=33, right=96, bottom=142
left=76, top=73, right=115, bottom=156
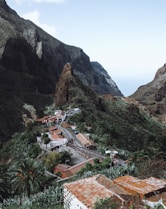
left=63, top=174, right=124, bottom=209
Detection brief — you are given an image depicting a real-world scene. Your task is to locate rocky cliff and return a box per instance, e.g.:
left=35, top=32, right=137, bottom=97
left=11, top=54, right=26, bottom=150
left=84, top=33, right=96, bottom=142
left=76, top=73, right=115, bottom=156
left=0, top=0, right=122, bottom=142
left=131, top=64, right=166, bottom=123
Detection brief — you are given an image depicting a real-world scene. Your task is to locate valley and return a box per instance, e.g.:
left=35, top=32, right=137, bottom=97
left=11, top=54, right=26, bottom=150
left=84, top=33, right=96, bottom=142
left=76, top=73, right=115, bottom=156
left=0, top=0, right=166, bottom=208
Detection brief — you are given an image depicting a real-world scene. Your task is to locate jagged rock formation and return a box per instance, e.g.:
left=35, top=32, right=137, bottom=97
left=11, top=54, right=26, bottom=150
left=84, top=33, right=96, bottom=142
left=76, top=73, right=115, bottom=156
left=55, top=63, right=100, bottom=107
left=131, top=64, right=166, bottom=123
left=0, top=0, right=123, bottom=142
left=55, top=63, right=73, bottom=106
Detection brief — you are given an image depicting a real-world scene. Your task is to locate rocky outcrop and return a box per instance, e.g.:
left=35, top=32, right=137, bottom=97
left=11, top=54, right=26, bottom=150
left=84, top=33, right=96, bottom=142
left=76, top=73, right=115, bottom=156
left=55, top=63, right=100, bottom=107
left=130, top=64, right=166, bottom=123
left=0, top=1, right=123, bottom=142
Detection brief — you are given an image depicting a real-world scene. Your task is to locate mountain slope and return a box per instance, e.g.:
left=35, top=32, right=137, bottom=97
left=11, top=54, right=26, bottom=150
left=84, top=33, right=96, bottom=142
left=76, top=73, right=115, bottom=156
left=0, top=0, right=122, bottom=96
left=131, top=64, right=166, bottom=123
left=0, top=0, right=122, bottom=142
left=55, top=63, right=166, bottom=154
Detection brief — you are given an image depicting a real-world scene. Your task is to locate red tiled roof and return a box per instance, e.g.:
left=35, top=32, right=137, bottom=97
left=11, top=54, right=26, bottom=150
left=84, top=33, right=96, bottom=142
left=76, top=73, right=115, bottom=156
left=64, top=174, right=125, bottom=208
left=51, top=133, right=63, bottom=140
left=113, top=175, right=166, bottom=199
left=49, top=126, right=58, bottom=132
left=64, top=174, right=166, bottom=208
left=76, top=133, right=95, bottom=147
left=36, top=115, right=49, bottom=122
left=54, top=158, right=95, bottom=179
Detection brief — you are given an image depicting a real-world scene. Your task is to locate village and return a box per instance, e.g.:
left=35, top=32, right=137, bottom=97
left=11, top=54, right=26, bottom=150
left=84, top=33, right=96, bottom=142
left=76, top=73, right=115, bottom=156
left=35, top=107, right=166, bottom=209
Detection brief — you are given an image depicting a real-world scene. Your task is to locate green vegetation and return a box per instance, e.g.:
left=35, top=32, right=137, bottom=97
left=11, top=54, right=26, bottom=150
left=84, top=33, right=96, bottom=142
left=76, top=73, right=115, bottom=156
left=68, top=94, right=166, bottom=158
left=92, top=197, right=119, bottom=209
left=0, top=117, right=77, bottom=208
left=1, top=185, right=64, bottom=209
left=1, top=72, right=166, bottom=208
left=76, top=161, right=136, bottom=180
left=10, top=159, right=45, bottom=204
left=45, top=151, right=71, bottom=172
left=0, top=123, right=67, bottom=207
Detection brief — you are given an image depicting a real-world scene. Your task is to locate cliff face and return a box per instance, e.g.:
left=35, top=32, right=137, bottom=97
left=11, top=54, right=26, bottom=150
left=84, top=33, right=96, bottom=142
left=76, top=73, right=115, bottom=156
left=0, top=0, right=122, bottom=96
left=130, top=64, right=166, bottom=123
left=0, top=0, right=123, bottom=142
left=90, top=62, right=123, bottom=95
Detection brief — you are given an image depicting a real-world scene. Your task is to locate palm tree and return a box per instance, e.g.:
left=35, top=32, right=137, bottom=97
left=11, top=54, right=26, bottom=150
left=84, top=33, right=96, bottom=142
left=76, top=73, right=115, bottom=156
left=10, top=158, right=45, bottom=205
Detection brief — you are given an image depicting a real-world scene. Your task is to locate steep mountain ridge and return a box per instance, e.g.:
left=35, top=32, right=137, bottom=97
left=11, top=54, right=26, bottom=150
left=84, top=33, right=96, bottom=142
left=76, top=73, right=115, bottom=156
left=131, top=64, right=166, bottom=123
left=0, top=0, right=122, bottom=96
left=0, top=0, right=122, bottom=142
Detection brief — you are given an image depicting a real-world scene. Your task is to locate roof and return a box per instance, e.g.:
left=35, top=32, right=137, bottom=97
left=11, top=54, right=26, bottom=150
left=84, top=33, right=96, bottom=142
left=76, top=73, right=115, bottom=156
left=55, top=164, right=71, bottom=171
left=54, top=158, right=95, bottom=179
left=113, top=175, right=166, bottom=199
left=61, top=122, right=70, bottom=128
left=49, top=126, right=58, bottom=132
left=36, top=115, right=49, bottom=122
left=51, top=133, right=63, bottom=140
left=64, top=174, right=125, bottom=208
left=76, top=133, right=95, bottom=147
left=67, top=158, right=95, bottom=175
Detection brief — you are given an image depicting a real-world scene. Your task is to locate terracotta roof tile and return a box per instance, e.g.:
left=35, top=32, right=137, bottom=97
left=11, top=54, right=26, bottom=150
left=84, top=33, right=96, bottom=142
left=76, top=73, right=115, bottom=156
left=64, top=174, right=126, bottom=208
left=113, top=175, right=166, bottom=199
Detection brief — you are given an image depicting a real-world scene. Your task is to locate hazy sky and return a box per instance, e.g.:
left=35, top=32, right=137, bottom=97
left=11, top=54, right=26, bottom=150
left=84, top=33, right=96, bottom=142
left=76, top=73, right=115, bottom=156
left=6, top=0, right=166, bottom=96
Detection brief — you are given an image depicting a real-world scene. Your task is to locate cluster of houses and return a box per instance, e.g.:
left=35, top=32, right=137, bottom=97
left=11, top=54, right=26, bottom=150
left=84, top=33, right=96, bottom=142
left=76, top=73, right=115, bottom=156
left=36, top=108, right=97, bottom=152
left=64, top=174, right=166, bottom=209
left=36, top=110, right=68, bottom=149
left=36, top=109, right=166, bottom=209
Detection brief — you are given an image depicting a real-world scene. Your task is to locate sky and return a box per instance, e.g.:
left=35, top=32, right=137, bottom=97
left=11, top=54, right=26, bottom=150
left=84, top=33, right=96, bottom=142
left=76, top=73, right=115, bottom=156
left=6, top=0, right=166, bottom=96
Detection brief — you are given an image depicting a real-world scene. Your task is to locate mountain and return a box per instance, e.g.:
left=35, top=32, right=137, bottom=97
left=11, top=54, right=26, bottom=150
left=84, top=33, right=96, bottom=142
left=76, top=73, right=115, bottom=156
left=55, top=63, right=166, bottom=155
left=0, top=0, right=122, bottom=143
left=130, top=64, right=166, bottom=123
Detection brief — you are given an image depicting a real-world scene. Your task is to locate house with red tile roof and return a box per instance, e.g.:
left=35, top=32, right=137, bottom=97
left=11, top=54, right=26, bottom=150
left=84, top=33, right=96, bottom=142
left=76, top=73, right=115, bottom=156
left=54, top=158, right=95, bottom=179
left=63, top=174, right=166, bottom=209
left=36, top=110, right=66, bottom=125
left=48, top=125, right=58, bottom=132
left=76, top=133, right=96, bottom=149
left=36, top=116, right=50, bottom=124
left=64, top=174, right=127, bottom=209
left=113, top=175, right=166, bottom=200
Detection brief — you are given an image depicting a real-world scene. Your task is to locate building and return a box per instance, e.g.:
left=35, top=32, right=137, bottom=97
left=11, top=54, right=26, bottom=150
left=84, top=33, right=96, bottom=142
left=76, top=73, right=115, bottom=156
left=76, top=133, right=96, bottom=149
left=113, top=175, right=166, bottom=199
left=54, top=158, right=95, bottom=179
left=63, top=174, right=166, bottom=209
left=64, top=174, right=127, bottom=209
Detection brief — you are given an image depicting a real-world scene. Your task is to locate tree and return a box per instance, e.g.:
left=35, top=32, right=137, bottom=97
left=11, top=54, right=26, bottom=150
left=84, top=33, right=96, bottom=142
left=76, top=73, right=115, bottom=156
left=59, top=151, right=71, bottom=164
left=29, top=143, right=41, bottom=158
left=42, top=133, right=50, bottom=148
left=45, top=151, right=61, bottom=171
left=10, top=158, right=45, bottom=205
left=45, top=151, right=72, bottom=172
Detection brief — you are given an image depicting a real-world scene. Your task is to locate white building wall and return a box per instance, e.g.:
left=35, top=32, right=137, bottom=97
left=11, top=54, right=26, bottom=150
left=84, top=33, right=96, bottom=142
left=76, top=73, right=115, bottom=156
left=64, top=187, right=88, bottom=209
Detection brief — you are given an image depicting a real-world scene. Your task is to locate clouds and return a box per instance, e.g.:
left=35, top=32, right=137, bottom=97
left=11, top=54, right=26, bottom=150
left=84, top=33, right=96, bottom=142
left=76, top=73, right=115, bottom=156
left=22, top=10, right=57, bottom=37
